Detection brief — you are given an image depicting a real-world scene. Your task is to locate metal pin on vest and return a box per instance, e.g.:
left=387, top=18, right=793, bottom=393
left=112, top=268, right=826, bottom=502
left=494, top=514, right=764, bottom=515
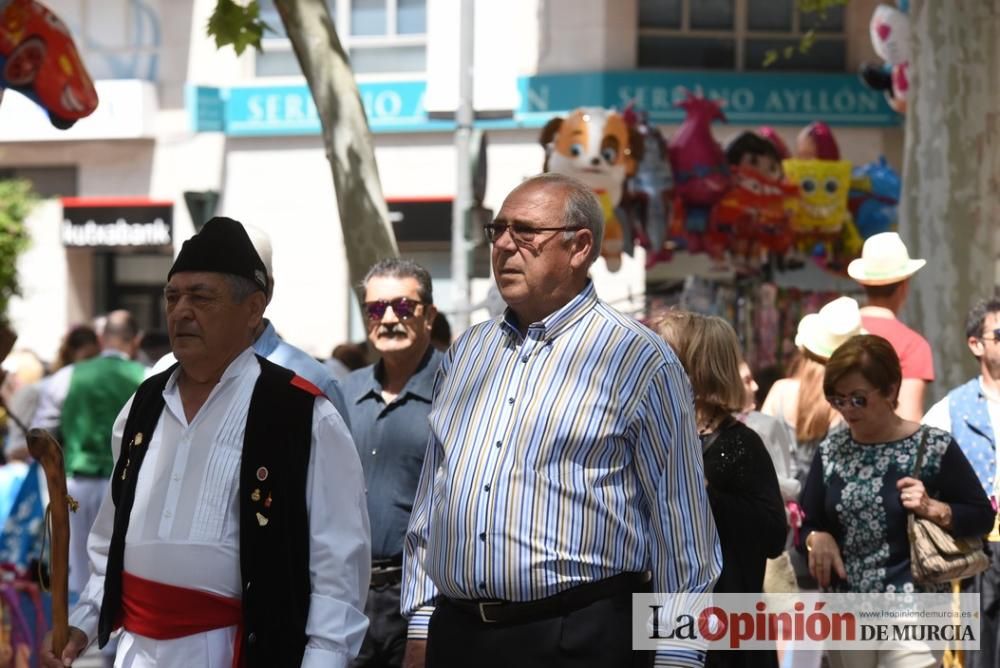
left=120, top=432, right=144, bottom=481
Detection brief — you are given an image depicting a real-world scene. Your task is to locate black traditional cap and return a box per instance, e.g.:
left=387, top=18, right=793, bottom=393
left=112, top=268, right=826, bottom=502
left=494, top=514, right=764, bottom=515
left=168, top=216, right=269, bottom=292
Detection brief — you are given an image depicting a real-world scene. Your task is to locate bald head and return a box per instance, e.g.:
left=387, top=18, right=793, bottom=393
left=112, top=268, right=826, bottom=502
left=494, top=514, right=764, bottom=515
left=102, top=310, right=141, bottom=358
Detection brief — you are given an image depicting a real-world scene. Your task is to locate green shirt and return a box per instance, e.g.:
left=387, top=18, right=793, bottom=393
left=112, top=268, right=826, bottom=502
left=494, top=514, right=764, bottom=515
left=61, top=355, right=146, bottom=477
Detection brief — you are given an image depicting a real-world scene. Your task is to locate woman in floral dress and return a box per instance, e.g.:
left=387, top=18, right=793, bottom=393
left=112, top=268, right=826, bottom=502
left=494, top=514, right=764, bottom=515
left=799, top=334, right=994, bottom=667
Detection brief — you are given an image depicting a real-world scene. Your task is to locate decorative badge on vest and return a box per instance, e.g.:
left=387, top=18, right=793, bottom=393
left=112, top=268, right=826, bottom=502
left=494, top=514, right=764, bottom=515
left=121, top=432, right=144, bottom=481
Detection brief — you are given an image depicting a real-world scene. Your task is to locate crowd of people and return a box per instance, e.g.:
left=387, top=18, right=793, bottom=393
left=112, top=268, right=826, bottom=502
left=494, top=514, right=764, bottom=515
left=0, top=172, right=989, bottom=668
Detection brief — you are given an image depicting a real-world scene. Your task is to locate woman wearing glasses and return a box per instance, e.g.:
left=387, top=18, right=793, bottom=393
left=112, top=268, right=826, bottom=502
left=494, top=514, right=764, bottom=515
left=799, top=335, right=994, bottom=667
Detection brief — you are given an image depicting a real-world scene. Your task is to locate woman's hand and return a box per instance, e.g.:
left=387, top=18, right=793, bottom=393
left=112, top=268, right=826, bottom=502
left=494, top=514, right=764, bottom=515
left=897, top=477, right=953, bottom=529
left=806, top=531, right=847, bottom=588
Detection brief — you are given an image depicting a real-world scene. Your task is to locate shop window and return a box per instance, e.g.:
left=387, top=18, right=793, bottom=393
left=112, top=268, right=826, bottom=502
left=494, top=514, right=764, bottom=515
left=637, top=0, right=846, bottom=72
left=255, top=0, right=426, bottom=77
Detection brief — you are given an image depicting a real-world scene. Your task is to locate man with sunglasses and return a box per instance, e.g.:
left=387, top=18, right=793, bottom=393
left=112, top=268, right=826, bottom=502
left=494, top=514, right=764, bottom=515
left=924, top=297, right=1000, bottom=668
left=401, top=173, right=720, bottom=668
left=343, top=258, right=441, bottom=668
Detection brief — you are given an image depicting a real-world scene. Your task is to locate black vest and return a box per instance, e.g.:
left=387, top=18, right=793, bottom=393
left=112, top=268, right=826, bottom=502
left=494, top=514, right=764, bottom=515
left=98, top=356, right=318, bottom=668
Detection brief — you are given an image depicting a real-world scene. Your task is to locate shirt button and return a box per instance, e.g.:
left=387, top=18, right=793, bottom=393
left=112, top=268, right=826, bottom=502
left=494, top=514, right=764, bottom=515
left=172, top=474, right=181, bottom=481
left=248, top=632, right=257, bottom=644
left=478, top=582, right=487, bottom=590
left=479, top=532, right=486, bottom=541
left=484, top=484, right=491, bottom=492
left=495, top=441, right=501, bottom=449
left=371, top=449, right=376, bottom=455
left=507, top=397, right=514, bottom=405
left=164, top=510, right=172, bottom=518
left=521, top=356, right=528, bottom=363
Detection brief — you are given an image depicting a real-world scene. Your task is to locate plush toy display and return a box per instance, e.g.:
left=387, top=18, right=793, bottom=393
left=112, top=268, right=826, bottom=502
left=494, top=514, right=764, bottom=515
left=0, top=0, right=98, bottom=128
left=540, top=107, right=643, bottom=271
left=860, top=3, right=910, bottom=114
left=622, top=106, right=674, bottom=268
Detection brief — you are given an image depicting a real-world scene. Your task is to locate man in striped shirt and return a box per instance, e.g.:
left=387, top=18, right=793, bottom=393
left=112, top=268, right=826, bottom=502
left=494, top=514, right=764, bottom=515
left=401, top=173, right=722, bottom=668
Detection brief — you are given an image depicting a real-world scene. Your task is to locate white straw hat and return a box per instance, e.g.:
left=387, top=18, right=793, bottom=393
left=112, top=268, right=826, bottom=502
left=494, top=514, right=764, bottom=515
left=795, top=297, right=866, bottom=360
left=847, top=232, right=926, bottom=286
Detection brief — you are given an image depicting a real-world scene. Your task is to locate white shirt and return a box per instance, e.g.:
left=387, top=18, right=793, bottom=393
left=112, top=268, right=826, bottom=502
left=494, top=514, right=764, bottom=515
left=68, top=348, right=371, bottom=668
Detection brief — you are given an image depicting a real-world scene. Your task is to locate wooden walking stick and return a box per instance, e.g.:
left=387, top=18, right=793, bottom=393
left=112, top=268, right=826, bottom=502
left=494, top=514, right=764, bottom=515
left=26, top=429, right=74, bottom=658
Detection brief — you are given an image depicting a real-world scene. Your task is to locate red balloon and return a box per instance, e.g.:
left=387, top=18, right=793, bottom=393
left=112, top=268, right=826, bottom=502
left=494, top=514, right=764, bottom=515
left=0, top=0, right=98, bottom=129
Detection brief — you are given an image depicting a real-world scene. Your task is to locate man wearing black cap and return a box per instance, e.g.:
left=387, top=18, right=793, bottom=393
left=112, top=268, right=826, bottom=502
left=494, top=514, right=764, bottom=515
left=43, top=217, right=371, bottom=668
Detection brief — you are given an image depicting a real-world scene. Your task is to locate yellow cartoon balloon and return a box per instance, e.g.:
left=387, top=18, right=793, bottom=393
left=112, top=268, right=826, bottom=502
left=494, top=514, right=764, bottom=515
left=782, top=159, right=852, bottom=238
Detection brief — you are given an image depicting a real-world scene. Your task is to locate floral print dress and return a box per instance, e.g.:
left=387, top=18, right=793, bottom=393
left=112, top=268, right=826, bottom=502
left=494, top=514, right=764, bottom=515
left=798, top=425, right=994, bottom=593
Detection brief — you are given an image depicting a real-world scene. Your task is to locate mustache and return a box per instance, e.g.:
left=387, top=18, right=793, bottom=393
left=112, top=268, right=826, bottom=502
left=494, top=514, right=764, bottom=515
left=377, top=324, right=408, bottom=337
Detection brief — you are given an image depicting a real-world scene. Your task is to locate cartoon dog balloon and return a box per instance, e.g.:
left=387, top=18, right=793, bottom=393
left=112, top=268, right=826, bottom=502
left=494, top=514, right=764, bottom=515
left=540, top=107, right=643, bottom=271
left=0, top=0, right=98, bottom=128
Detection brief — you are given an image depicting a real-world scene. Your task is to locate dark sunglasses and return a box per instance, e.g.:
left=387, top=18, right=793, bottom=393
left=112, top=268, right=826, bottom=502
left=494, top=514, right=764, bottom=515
left=825, top=392, right=872, bottom=410
left=363, top=297, right=425, bottom=321
left=483, top=221, right=583, bottom=245
left=980, top=328, right=1000, bottom=343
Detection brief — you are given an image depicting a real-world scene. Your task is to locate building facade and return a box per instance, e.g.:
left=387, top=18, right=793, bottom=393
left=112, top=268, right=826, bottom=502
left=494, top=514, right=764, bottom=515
left=3, top=0, right=899, bottom=361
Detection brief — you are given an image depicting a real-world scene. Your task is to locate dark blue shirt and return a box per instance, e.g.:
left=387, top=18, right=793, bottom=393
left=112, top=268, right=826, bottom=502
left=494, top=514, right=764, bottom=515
left=342, top=346, right=442, bottom=561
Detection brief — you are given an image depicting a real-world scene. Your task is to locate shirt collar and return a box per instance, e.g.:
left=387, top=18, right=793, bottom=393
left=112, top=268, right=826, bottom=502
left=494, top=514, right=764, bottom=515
left=499, top=281, right=598, bottom=343
left=253, top=320, right=280, bottom=357
left=164, top=346, right=258, bottom=395
left=357, top=346, right=439, bottom=404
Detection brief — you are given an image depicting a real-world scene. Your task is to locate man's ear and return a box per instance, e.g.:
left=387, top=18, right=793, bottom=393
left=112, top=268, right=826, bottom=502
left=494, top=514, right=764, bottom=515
left=247, top=291, right=268, bottom=328
left=569, top=228, right=595, bottom=270
left=425, top=304, right=439, bottom=332
left=969, top=336, right=985, bottom=359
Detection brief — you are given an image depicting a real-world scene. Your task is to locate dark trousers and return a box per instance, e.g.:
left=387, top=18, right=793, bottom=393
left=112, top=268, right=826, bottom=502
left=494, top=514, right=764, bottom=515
left=425, top=588, right=653, bottom=668
left=351, top=581, right=408, bottom=668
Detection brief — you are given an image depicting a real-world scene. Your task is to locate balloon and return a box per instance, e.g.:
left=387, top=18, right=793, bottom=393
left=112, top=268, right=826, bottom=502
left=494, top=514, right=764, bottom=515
left=861, top=3, right=910, bottom=114
left=849, top=156, right=900, bottom=239
left=540, top=107, right=643, bottom=272
left=668, top=93, right=729, bottom=208
left=0, top=0, right=98, bottom=129
left=783, top=159, right=853, bottom=242
left=623, top=106, right=675, bottom=268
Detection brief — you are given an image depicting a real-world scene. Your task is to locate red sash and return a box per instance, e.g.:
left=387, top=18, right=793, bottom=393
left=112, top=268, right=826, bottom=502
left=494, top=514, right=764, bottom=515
left=120, top=571, right=244, bottom=667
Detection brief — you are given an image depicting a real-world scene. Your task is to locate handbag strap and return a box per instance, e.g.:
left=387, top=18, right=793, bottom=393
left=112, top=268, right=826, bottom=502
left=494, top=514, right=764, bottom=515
left=911, top=427, right=930, bottom=478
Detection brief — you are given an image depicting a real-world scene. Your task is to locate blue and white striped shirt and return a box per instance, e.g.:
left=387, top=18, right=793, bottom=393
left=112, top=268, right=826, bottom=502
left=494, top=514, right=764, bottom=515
left=402, top=282, right=721, bottom=666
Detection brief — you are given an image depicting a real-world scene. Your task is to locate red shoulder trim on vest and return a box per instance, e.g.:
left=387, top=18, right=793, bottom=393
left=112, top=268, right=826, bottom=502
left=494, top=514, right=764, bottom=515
left=289, top=375, right=323, bottom=397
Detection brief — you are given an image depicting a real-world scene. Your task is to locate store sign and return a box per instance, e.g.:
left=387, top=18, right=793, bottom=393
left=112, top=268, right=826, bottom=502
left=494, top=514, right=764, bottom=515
left=62, top=198, right=173, bottom=248
left=189, top=70, right=898, bottom=136
left=521, top=71, right=898, bottom=126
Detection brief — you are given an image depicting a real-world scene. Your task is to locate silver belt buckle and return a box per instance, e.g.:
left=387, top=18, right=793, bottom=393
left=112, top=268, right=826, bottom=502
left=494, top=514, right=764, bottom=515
left=478, top=601, right=503, bottom=623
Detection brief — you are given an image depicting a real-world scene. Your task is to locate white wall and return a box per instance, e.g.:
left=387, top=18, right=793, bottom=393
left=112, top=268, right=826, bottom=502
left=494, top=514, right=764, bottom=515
left=8, top=202, right=70, bottom=363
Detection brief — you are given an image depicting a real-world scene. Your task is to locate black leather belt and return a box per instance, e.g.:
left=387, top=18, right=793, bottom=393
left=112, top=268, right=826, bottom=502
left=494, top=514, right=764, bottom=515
left=443, top=572, right=649, bottom=624
left=370, top=556, right=404, bottom=587
left=370, top=567, right=403, bottom=587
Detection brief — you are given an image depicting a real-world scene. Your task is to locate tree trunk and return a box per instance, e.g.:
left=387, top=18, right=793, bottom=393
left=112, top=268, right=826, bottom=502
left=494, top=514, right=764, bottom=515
left=899, top=0, right=1000, bottom=402
left=274, top=0, right=398, bottom=304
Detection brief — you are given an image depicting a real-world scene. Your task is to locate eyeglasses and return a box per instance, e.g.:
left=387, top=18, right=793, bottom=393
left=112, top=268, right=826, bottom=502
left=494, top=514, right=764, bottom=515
left=980, top=328, right=1000, bottom=343
left=483, top=220, right=583, bottom=245
left=825, top=390, right=875, bottom=410
left=363, top=297, right=425, bottom=321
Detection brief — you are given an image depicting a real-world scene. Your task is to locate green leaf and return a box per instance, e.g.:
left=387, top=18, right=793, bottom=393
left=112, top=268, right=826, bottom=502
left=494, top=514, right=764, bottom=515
left=207, top=0, right=273, bottom=56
